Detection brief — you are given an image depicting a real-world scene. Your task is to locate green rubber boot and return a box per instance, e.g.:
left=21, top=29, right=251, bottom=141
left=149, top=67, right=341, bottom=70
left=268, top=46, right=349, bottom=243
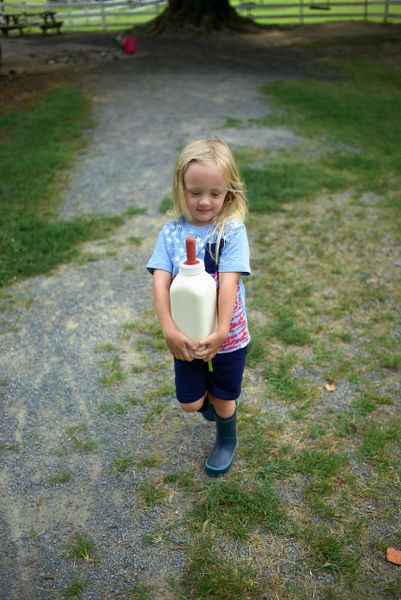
left=197, top=396, right=215, bottom=422
left=204, top=407, right=237, bottom=476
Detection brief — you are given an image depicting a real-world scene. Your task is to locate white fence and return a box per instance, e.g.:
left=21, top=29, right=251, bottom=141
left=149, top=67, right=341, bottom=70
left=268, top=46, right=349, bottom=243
left=1, top=0, right=400, bottom=32
left=239, top=0, right=401, bottom=23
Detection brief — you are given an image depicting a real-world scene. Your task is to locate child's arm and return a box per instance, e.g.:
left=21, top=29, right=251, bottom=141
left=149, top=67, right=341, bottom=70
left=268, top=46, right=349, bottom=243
left=153, top=269, right=197, bottom=361
left=194, top=272, right=240, bottom=362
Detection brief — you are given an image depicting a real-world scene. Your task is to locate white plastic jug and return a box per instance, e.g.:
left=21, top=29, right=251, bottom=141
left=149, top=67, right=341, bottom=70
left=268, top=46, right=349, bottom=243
left=170, top=236, right=217, bottom=345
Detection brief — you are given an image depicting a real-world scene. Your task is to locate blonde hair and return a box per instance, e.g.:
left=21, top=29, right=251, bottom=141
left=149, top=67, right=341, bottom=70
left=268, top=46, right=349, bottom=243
left=172, top=137, right=248, bottom=256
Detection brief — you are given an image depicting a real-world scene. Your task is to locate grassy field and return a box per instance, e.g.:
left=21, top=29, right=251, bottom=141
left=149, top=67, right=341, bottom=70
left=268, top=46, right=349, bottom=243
left=126, top=56, right=400, bottom=598
left=2, top=0, right=397, bottom=33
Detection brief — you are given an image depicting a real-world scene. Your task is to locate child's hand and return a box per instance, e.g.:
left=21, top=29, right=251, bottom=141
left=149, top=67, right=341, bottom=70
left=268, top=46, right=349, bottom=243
left=194, top=330, right=228, bottom=362
left=163, top=325, right=197, bottom=362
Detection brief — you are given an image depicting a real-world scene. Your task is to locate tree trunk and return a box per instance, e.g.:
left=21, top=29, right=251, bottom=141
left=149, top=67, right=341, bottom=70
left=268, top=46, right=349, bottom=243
left=140, top=0, right=260, bottom=33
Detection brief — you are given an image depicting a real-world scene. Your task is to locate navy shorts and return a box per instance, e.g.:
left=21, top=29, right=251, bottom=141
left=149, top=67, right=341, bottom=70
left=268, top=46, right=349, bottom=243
left=174, top=346, right=247, bottom=404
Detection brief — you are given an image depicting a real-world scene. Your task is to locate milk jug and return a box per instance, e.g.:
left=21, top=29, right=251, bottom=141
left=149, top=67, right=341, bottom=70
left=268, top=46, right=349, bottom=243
left=170, top=236, right=217, bottom=344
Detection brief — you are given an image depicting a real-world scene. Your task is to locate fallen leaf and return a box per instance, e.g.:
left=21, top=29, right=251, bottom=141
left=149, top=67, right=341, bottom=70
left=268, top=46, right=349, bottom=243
left=324, top=382, right=336, bottom=392
left=173, top=545, right=189, bottom=551
left=386, top=547, right=401, bottom=565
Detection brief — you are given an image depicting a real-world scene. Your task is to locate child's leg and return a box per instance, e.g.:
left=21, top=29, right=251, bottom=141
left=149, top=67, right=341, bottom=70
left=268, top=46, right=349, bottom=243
left=174, top=359, right=215, bottom=420
left=204, top=347, right=247, bottom=476
left=179, top=393, right=206, bottom=413
left=174, top=358, right=207, bottom=411
left=209, top=395, right=236, bottom=418
left=204, top=401, right=238, bottom=476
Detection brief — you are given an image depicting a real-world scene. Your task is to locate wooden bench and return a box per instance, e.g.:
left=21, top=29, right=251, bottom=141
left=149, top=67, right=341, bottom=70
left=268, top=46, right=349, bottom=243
left=0, top=11, right=63, bottom=36
left=0, top=14, right=28, bottom=36
left=0, top=23, right=27, bottom=36
left=39, top=11, right=63, bottom=34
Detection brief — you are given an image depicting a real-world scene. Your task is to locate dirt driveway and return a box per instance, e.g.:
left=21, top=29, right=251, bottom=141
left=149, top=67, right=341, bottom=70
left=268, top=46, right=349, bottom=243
left=0, top=22, right=400, bottom=599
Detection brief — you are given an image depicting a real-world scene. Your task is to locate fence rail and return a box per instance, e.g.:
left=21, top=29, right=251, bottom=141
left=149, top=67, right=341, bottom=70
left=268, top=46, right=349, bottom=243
left=1, top=0, right=400, bottom=32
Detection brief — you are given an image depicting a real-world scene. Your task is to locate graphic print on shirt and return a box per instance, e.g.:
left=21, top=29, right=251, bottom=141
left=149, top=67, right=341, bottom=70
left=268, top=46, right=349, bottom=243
left=218, top=282, right=249, bottom=353
left=204, top=240, right=249, bottom=353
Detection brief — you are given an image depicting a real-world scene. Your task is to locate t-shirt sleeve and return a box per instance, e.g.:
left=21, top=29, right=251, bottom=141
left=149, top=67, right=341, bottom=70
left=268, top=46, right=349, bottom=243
left=146, top=227, right=173, bottom=275
left=218, top=224, right=251, bottom=276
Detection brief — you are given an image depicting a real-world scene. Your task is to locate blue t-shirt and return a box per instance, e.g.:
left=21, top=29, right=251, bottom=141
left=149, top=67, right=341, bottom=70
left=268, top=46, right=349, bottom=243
left=147, top=217, right=251, bottom=353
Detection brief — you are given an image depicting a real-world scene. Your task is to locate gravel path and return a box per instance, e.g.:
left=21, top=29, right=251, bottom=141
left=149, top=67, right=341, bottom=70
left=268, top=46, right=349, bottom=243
left=0, top=32, right=309, bottom=599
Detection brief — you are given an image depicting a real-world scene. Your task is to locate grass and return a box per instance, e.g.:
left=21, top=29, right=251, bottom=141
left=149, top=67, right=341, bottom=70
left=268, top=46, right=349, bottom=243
left=136, top=454, right=162, bottom=468
left=64, top=577, right=85, bottom=599
left=0, top=86, right=142, bottom=289
left=111, top=454, right=135, bottom=473
left=124, top=393, right=141, bottom=406
left=358, top=418, right=400, bottom=465
left=66, top=424, right=98, bottom=452
left=0, top=443, right=19, bottom=453
left=306, top=527, right=361, bottom=574
left=267, top=309, right=312, bottom=346
left=143, top=401, right=168, bottom=429
left=243, top=159, right=348, bottom=212
left=68, top=532, right=97, bottom=563
left=261, top=60, right=401, bottom=203
left=70, top=435, right=98, bottom=452
left=118, top=584, right=152, bottom=600
left=182, top=534, right=264, bottom=599
left=189, top=479, right=287, bottom=540
left=95, top=342, right=117, bottom=353
left=264, top=352, right=314, bottom=404
left=97, top=354, right=127, bottom=387
left=138, top=481, right=169, bottom=506
left=159, top=196, right=173, bottom=214
left=163, top=471, right=196, bottom=489
left=295, top=446, right=347, bottom=478
left=49, top=470, right=74, bottom=484
left=98, top=401, right=126, bottom=414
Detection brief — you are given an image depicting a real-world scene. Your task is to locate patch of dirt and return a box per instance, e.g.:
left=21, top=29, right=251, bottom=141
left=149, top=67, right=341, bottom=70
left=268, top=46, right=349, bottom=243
left=1, top=22, right=400, bottom=114
left=0, top=32, right=118, bottom=113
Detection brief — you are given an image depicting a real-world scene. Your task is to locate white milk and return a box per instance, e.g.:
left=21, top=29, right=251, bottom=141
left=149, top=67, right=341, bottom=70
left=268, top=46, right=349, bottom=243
left=170, top=237, right=217, bottom=344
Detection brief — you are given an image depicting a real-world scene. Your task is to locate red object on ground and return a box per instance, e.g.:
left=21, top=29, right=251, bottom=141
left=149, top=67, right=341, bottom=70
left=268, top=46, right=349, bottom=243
left=121, top=35, right=138, bottom=55
left=184, top=236, right=199, bottom=265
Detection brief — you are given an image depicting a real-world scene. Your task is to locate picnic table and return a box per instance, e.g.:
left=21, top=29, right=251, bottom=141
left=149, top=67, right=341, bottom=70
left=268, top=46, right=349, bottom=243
left=0, top=11, right=63, bottom=36
left=38, top=11, right=63, bottom=34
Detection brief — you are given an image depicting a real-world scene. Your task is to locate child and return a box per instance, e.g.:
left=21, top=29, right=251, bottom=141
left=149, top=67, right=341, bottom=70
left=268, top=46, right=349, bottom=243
left=147, top=137, right=251, bottom=476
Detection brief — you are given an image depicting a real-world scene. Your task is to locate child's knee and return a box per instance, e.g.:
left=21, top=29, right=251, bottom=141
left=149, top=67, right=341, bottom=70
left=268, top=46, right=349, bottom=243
left=179, top=396, right=205, bottom=413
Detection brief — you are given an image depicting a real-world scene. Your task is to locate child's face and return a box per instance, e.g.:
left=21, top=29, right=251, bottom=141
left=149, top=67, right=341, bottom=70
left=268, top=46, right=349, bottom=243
left=183, top=161, right=227, bottom=226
